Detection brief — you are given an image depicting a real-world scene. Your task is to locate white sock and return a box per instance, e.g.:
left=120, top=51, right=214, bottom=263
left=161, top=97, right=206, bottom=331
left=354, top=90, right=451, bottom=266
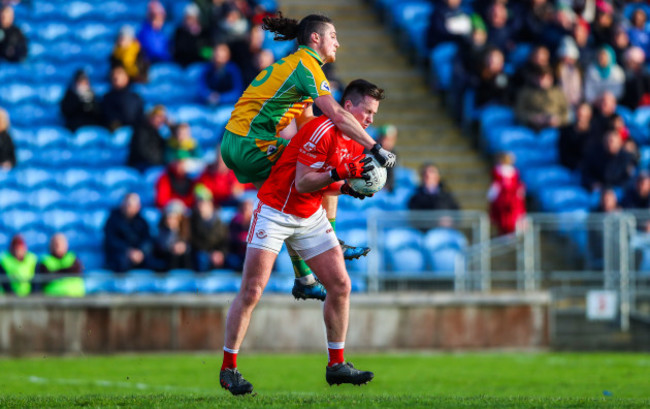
left=223, top=346, right=239, bottom=354
left=327, top=342, right=344, bottom=349
left=298, top=273, right=316, bottom=285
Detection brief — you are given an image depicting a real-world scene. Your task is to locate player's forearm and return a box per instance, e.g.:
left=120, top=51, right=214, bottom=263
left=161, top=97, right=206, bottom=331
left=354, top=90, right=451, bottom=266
left=330, top=110, right=376, bottom=150
left=295, top=171, right=335, bottom=193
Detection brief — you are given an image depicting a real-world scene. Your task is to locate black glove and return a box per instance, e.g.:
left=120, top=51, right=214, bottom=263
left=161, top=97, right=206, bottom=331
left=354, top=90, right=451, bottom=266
left=330, top=155, right=374, bottom=181
left=340, top=182, right=373, bottom=200
left=371, top=143, right=396, bottom=168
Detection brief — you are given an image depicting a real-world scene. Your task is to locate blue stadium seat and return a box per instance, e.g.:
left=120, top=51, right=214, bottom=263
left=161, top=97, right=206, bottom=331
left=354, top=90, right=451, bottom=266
left=141, top=207, right=162, bottom=236
left=84, top=271, right=115, bottom=294
left=61, top=1, right=95, bottom=21
left=71, top=126, right=111, bottom=149
left=42, top=209, right=85, bottom=231
left=8, top=127, right=32, bottom=149
left=640, top=146, right=650, bottom=169
left=59, top=225, right=101, bottom=251
left=429, top=42, right=458, bottom=92
left=68, top=187, right=111, bottom=209
left=1, top=209, right=40, bottom=232
left=394, top=166, right=417, bottom=189
left=74, top=21, right=116, bottom=43
left=58, top=168, right=100, bottom=190
left=386, top=247, right=426, bottom=274
left=423, top=228, right=468, bottom=253
left=77, top=250, right=106, bottom=270
left=633, top=106, right=650, bottom=144
left=158, top=274, right=198, bottom=294
left=15, top=168, right=56, bottom=189
left=505, top=42, right=533, bottom=74
left=170, top=104, right=211, bottom=124
left=101, top=166, right=143, bottom=191
left=144, top=166, right=165, bottom=186
left=82, top=209, right=111, bottom=232
left=33, top=126, right=72, bottom=148
left=520, top=166, right=578, bottom=194
left=0, top=188, right=26, bottom=211
left=196, top=272, right=241, bottom=293
left=384, top=228, right=423, bottom=251
left=265, top=276, right=294, bottom=294
left=34, top=22, right=71, bottom=42
left=185, top=62, right=207, bottom=83
left=148, top=62, right=187, bottom=84
left=36, top=84, right=66, bottom=105
left=510, top=147, right=558, bottom=168
left=42, top=41, right=85, bottom=63
left=0, top=83, right=37, bottom=105
left=387, top=1, right=433, bottom=31
left=263, top=30, right=297, bottom=59
left=538, top=186, right=591, bottom=212
left=8, top=103, right=62, bottom=127
left=484, top=125, right=537, bottom=154
left=430, top=248, right=464, bottom=276
left=191, top=125, right=219, bottom=149
left=111, top=126, right=133, bottom=150
left=112, top=272, right=159, bottom=294
left=28, top=188, right=72, bottom=210
left=0, top=232, right=9, bottom=249
left=21, top=227, right=51, bottom=254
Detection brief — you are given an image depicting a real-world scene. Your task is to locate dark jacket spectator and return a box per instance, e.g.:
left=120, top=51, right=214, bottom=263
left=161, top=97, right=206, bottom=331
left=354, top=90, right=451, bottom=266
left=172, top=3, right=207, bottom=67
left=558, top=102, right=598, bottom=171
left=620, top=46, right=650, bottom=109
left=36, top=233, right=84, bottom=297
left=128, top=105, right=167, bottom=172
left=199, top=43, right=244, bottom=105
left=474, top=47, right=512, bottom=107
left=0, top=107, right=16, bottom=170
left=104, top=193, right=157, bottom=272
left=511, top=45, right=551, bottom=93
left=110, top=25, right=150, bottom=83
left=101, top=65, right=145, bottom=131
left=190, top=185, right=230, bottom=271
left=581, top=129, right=636, bottom=191
left=154, top=199, right=192, bottom=270
left=155, top=160, right=195, bottom=209
left=484, top=2, right=518, bottom=54
left=590, top=91, right=618, bottom=136
left=621, top=172, right=650, bottom=209
left=574, top=18, right=596, bottom=70
left=0, top=5, right=27, bottom=62
left=137, top=1, right=172, bottom=63
left=408, top=163, right=460, bottom=211
left=515, top=65, right=570, bottom=130
left=426, top=0, right=472, bottom=49
left=60, top=70, right=102, bottom=132
left=590, top=2, right=618, bottom=47
left=228, top=198, right=253, bottom=271
left=195, top=148, right=246, bottom=207
left=0, top=235, right=37, bottom=296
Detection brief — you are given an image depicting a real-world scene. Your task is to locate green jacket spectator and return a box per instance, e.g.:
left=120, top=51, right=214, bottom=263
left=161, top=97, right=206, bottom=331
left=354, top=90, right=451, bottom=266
left=36, top=234, right=85, bottom=297
left=0, top=235, right=37, bottom=296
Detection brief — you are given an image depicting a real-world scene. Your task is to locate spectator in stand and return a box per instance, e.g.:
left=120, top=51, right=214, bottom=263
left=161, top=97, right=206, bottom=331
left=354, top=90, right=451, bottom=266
left=628, top=8, right=650, bottom=61
left=487, top=151, right=526, bottom=235
left=612, top=25, right=631, bottom=66
left=596, top=188, right=620, bottom=213
left=173, top=3, right=207, bottom=67
left=584, top=45, right=625, bottom=103
left=375, top=124, right=398, bottom=193
left=573, top=17, right=596, bottom=70
left=408, top=162, right=460, bottom=211
left=512, top=44, right=551, bottom=92
left=104, top=192, right=158, bottom=272
left=36, top=233, right=84, bottom=297
left=455, top=15, right=489, bottom=84
left=101, top=65, right=145, bottom=131
left=217, top=5, right=250, bottom=58
left=515, top=65, right=570, bottom=130
left=581, top=128, right=636, bottom=192
left=622, top=171, right=650, bottom=209
left=555, top=36, right=583, bottom=114
left=588, top=188, right=620, bottom=269
left=237, top=24, right=267, bottom=85
left=154, top=199, right=192, bottom=270
left=0, top=107, right=16, bottom=170
left=484, top=1, right=518, bottom=55
left=518, top=0, right=561, bottom=47
left=155, top=160, right=195, bottom=209
left=590, top=90, right=618, bottom=134
left=0, top=5, right=27, bottom=62
left=164, top=123, right=202, bottom=165
left=137, top=0, right=171, bottom=63
left=228, top=198, right=254, bottom=271
left=0, top=235, right=36, bottom=296
left=190, top=185, right=230, bottom=271
left=199, top=42, right=244, bottom=106
left=110, top=25, right=149, bottom=83
left=558, top=102, right=597, bottom=171
left=620, top=46, right=650, bottom=109
left=474, top=47, right=512, bottom=108
left=127, top=104, right=168, bottom=172
left=590, top=1, right=618, bottom=47
left=195, top=147, right=246, bottom=207
left=426, top=0, right=472, bottom=50
left=60, top=69, right=102, bottom=132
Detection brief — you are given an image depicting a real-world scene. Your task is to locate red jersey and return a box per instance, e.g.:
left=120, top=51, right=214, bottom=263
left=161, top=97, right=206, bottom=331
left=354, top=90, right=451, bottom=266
left=258, top=116, right=364, bottom=218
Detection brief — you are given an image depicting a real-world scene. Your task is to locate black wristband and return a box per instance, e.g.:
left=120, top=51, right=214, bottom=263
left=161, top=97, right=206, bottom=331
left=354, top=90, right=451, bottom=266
left=371, top=143, right=382, bottom=154
left=330, top=169, right=341, bottom=181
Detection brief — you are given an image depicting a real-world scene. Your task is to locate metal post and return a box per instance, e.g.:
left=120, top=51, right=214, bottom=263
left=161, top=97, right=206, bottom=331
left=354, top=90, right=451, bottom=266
left=619, top=215, right=631, bottom=332
left=479, top=213, right=491, bottom=292
left=367, top=211, right=379, bottom=293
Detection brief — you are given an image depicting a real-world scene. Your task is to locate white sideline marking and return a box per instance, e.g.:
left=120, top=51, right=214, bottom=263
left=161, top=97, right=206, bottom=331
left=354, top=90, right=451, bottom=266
left=25, top=375, right=212, bottom=393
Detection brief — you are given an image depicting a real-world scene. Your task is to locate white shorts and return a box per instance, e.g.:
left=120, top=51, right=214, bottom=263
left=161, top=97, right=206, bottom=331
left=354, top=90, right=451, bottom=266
left=246, top=200, right=339, bottom=260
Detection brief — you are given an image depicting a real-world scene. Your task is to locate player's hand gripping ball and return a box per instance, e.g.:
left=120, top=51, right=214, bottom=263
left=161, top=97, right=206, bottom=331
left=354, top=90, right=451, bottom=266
left=347, top=155, right=387, bottom=195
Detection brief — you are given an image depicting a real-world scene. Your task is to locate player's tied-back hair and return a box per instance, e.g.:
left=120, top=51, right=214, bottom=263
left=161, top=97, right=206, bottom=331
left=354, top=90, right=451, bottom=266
left=342, top=79, right=386, bottom=106
left=262, top=12, right=333, bottom=45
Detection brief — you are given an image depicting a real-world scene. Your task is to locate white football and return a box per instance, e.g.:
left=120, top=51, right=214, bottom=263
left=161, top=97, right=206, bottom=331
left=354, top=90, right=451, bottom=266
left=347, top=155, right=387, bottom=195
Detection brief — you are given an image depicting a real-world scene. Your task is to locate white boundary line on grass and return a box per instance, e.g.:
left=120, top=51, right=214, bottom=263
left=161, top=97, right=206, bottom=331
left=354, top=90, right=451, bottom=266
left=25, top=375, right=214, bottom=393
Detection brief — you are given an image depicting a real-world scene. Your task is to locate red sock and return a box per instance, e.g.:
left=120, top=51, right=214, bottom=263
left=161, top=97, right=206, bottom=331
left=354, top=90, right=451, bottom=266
left=327, top=342, right=345, bottom=367
left=221, top=348, right=238, bottom=370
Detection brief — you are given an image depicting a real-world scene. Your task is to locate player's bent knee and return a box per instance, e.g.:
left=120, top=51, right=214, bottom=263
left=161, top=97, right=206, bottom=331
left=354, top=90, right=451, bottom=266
left=240, top=283, right=264, bottom=305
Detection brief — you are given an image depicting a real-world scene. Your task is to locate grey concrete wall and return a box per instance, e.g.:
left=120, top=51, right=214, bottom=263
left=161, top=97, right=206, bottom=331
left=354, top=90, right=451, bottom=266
left=0, top=292, right=550, bottom=355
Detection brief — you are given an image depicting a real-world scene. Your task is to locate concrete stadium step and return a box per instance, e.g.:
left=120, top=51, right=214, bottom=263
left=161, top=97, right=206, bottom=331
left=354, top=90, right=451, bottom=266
left=280, top=0, right=492, bottom=211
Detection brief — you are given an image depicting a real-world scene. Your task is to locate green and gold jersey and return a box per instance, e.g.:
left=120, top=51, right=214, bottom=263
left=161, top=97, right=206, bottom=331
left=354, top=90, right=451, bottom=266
left=225, top=45, right=331, bottom=139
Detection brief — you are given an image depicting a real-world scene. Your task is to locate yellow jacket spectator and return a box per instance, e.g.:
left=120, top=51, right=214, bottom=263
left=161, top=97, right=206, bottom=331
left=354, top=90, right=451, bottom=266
left=0, top=235, right=37, bottom=297
left=36, top=234, right=85, bottom=297
left=110, top=25, right=150, bottom=83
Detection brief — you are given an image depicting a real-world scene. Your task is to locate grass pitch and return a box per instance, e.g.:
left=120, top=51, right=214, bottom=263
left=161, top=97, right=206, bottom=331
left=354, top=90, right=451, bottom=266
left=0, top=352, right=649, bottom=408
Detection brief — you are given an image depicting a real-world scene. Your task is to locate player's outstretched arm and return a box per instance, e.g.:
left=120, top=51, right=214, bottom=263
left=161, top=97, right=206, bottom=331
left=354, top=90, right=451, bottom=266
left=314, top=94, right=396, bottom=167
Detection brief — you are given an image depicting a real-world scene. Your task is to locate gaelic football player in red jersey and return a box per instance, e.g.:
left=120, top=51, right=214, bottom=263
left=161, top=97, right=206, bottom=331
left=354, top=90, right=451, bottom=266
left=219, top=80, right=382, bottom=395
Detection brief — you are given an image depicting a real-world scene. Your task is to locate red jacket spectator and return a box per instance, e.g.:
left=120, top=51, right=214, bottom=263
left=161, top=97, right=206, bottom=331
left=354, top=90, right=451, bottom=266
left=155, top=161, right=195, bottom=209
left=488, top=153, right=526, bottom=235
left=195, top=151, right=249, bottom=207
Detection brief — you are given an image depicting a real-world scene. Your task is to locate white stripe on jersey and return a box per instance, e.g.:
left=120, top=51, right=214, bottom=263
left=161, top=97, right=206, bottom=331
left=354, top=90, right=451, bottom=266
left=281, top=181, right=295, bottom=213
left=309, top=119, right=335, bottom=146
